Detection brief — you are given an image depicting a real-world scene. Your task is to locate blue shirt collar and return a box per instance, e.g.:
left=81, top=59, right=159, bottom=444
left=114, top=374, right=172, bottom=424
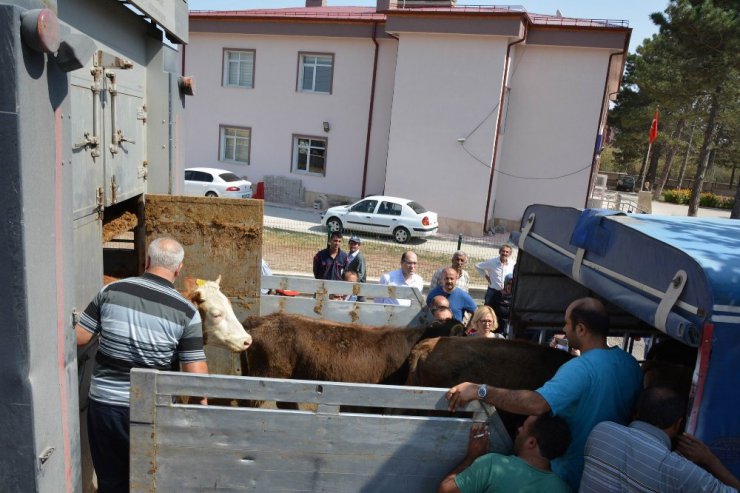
left=629, top=420, right=672, bottom=449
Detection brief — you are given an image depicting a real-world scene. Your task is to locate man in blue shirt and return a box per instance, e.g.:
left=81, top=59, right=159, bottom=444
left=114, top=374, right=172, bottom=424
left=426, top=267, right=477, bottom=322
left=445, top=297, right=642, bottom=491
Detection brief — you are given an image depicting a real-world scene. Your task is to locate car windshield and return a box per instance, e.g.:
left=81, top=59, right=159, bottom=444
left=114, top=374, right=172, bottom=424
left=407, top=201, right=427, bottom=214
left=219, top=172, right=242, bottom=182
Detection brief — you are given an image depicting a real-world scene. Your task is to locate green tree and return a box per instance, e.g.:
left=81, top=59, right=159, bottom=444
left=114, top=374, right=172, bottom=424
left=651, top=0, right=739, bottom=216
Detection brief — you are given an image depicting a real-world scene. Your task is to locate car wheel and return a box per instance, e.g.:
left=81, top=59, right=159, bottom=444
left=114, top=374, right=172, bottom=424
left=326, top=217, right=343, bottom=233
left=393, top=226, right=410, bottom=244
left=205, top=191, right=218, bottom=197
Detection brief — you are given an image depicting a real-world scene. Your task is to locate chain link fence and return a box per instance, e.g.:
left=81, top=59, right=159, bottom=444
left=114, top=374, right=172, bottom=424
left=262, top=212, right=513, bottom=289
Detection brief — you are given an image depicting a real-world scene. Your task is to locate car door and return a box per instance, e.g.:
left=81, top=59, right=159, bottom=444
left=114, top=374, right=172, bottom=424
left=192, top=171, right=213, bottom=195
left=372, top=200, right=404, bottom=235
left=344, top=199, right=377, bottom=233
left=184, top=170, right=197, bottom=195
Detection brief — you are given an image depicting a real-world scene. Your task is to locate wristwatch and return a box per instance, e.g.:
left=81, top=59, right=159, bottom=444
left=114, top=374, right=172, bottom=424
left=477, top=384, right=488, bottom=400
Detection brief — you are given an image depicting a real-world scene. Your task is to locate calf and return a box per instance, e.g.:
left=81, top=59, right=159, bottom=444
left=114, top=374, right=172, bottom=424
left=242, top=313, right=465, bottom=386
left=179, top=276, right=252, bottom=353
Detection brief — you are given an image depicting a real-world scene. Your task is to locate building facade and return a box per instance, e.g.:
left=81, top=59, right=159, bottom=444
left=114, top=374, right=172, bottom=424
left=185, top=1, right=629, bottom=233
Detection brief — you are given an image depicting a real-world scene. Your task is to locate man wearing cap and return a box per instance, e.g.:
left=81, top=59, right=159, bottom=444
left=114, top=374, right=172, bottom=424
left=346, top=236, right=366, bottom=284
left=346, top=236, right=367, bottom=301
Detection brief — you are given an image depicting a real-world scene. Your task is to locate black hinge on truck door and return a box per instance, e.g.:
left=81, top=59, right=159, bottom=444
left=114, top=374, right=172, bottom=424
left=96, top=187, right=104, bottom=218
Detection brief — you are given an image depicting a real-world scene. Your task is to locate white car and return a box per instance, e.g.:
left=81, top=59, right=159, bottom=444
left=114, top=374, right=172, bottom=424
left=184, top=167, right=252, bottom=198
left=321, top=195, right=438, bottom=243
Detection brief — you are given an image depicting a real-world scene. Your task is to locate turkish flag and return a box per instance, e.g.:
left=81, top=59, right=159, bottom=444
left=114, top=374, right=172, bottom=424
left=649, top=110, right=659, bottom=144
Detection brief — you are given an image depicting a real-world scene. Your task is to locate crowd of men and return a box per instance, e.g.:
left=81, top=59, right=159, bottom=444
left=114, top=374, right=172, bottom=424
left=312, top=231, right=515, bottom=332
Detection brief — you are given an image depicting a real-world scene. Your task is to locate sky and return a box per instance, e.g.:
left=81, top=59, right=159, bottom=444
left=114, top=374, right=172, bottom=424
left=187, top=0, right=670, bottom=53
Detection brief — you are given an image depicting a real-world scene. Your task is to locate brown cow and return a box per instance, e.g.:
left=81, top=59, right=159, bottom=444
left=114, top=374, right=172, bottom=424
left=406, top=337, right=573, bottom=436
left=242, top=313, right=465, bottom=387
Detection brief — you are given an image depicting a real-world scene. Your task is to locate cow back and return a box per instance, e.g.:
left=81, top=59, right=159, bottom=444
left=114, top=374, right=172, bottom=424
left=243, top=313, right=428, bottom=385
left=407, top=337, right=573, bottom=391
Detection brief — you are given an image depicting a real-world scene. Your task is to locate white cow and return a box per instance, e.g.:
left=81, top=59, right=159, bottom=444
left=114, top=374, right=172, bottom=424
left=185, top=276, right=252, bottom=353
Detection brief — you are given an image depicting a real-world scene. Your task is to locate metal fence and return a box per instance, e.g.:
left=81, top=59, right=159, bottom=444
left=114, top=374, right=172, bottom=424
left=262, top=213, right=511, bottom=288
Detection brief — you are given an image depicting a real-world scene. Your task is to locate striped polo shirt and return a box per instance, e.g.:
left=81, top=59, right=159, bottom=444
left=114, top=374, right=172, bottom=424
left=79, top=273, right=206, bottom=406
left=581, top=421, right=737, bottom=492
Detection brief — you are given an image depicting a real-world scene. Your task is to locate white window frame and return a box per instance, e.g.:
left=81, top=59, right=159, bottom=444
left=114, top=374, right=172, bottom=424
left=292, top=135, right=327, bottom=176
left=222, top=49, right=255, bottom=88
left=219, top=125, right=251, bottom=164
left=297, top=52, right=334, bottom=94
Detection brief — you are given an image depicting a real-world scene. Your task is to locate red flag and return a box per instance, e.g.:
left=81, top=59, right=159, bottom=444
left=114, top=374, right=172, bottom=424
left=648, top=110, right=659, bottom=144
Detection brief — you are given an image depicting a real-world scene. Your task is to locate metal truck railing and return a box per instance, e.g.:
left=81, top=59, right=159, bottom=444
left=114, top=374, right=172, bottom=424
left=130, top=369, right=512, bottom=493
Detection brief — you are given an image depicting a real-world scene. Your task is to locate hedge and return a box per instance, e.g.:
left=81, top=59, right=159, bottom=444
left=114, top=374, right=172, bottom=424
left=662, top=189, right=734, bottom=209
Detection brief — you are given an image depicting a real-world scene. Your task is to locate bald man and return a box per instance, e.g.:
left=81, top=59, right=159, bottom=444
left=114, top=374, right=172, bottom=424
left=445, top=297, right=642, bottom=491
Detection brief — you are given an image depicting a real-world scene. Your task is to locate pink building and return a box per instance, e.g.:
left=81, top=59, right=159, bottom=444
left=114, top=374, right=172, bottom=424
left=185, top=0, right=629, bottom=233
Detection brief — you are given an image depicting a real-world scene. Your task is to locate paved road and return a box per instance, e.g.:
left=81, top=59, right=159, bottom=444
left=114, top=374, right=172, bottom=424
left=605, top=191, right=732, bottom=218
left=263, top=203, right=510, bottom=262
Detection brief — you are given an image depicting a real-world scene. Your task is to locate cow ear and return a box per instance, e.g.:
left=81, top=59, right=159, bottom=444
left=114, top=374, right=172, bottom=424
left=183, top=276, right=198, bottom=294
left=189, top=289, right=203, bottom=306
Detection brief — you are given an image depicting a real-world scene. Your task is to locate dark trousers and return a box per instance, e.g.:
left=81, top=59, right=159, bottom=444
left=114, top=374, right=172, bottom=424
left=484, top=287, right=507, bottom=329
left=88, top=399, right=130, bottom=493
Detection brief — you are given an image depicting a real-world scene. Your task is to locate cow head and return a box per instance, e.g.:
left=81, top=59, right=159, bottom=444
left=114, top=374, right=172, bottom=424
left=185, top=276, right=252, bottom=353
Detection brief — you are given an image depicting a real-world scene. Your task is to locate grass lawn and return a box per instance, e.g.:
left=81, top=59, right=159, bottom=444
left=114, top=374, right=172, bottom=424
left=263, top=227, right=490, bottom=285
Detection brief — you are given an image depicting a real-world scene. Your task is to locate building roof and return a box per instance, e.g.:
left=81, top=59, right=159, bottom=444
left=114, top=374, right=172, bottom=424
left=190, top=7, right=385, bottom=22
left=189, top=5, right=628, bottom=31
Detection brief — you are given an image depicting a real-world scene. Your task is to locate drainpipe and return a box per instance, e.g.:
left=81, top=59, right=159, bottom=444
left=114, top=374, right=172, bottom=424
left=585, top=30, right=630, bottom=206
left=361, top=21, right=380, bottom=198
left=482, top=20, right=527, bottom=233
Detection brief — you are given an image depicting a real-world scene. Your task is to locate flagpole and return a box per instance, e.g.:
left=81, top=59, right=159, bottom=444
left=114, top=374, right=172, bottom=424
left=638, top=142, right=652, bottom=191
left=640, top=109, right=659, bottom=191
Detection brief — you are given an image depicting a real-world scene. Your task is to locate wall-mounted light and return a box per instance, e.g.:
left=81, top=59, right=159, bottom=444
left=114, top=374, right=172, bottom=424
left=457, top=137, right=466, bottom=143
left=323, top=121, right=331, bottom=133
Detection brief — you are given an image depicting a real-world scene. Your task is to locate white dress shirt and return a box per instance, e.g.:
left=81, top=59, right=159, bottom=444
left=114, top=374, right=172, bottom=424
left=475, top=257, right=514, bottom=290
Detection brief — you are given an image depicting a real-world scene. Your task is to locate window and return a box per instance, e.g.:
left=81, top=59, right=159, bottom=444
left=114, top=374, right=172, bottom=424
left=190, top=171, right=213, bottom=182
left=377, top=201, right=402, bottom=216
left=351, top=200, right=378, bottom=214
left=223, top=49, right=255, bottom=88
left=407, top=201, right=428, bottom=214
left=298, top=53, right=333, bottom=94
left=219, top=126, right=251, bottom=164
left=292, top=136, right=327, bottom=175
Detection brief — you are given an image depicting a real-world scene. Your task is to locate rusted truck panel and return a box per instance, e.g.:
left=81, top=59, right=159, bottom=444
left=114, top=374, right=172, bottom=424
left=145, top=194, right=263, bottom=304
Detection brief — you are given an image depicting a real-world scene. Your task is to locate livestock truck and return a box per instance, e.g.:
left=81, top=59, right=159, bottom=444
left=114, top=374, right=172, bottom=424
left=0, top=1, right=234, bottom=491
left=1, top=4, right=485, bottom=492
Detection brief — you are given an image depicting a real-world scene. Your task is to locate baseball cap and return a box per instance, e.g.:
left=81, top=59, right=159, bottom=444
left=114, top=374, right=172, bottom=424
left=349, top=236, right=362, bottom=244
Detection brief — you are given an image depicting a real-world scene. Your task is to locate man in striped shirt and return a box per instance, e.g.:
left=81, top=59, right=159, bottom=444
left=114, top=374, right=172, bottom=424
left=581, top=386, right=740, bottom=492
left=76, top=237, right=208, bottom=493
